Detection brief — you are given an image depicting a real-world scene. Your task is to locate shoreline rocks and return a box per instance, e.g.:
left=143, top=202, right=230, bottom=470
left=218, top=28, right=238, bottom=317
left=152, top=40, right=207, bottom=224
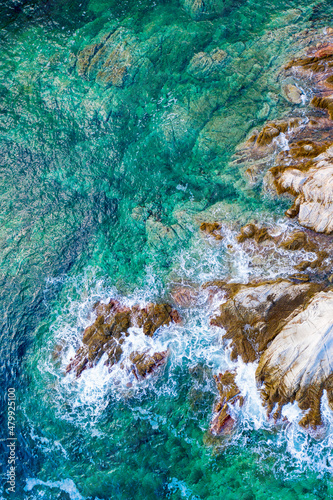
left=209, top=279, right=333, bottom=429
left=232, top=38, right=333, bottom=235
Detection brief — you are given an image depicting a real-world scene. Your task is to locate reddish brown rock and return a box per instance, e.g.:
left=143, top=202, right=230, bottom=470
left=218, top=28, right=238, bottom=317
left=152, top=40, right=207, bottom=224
left=171, top=286, right=199, bottom=308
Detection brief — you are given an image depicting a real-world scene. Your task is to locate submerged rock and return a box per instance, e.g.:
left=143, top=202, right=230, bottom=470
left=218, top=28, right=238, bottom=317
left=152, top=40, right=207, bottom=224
left=76, top=27, right=152, bottom=88
left=210, top=279, right=323, bottom=363
left=210, top=371, right=243, bottom=435
left=187, top=49, right=227, bottom=79
left=171, top=285, right=199, bottom=308
left=182, top=0, right=226, bottom=20
left=66, top=299, right=180, bottom=377
left=257, top=290, right=333, bottom=428
left=282, top=83, right=303, bottom=104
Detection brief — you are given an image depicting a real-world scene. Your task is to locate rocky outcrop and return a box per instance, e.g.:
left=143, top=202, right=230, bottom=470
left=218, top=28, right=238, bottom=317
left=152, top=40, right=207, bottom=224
left=210, top=371, right=243, bottom=435
left=66, top=299, right=180, bottom=377
left=209, top=279, right=323, bottom=363
left=257, top=290, right=333, bottom=428
left=234, top=222, right=333, bottom=278
left=231, top=40, right=333, bottom=235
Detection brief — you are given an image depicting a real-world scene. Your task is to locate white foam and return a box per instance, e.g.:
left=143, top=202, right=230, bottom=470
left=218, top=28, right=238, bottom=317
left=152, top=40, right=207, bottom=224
left=24, top=478, right=86, bottom=500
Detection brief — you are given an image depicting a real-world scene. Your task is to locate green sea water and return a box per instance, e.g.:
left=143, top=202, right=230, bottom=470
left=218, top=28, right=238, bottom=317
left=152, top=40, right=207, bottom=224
left=1, top=0, right=333, bottom=498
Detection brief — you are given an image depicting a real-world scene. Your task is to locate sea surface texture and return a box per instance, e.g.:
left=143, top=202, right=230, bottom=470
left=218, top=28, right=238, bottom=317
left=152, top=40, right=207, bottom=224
left=1, top=0, right=333, bottom=498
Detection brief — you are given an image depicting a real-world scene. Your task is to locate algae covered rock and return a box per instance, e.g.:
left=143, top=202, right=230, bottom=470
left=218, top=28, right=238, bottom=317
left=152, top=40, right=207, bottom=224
left=257, top=290, right=333, bottom=428
left=66, top=299, right=180, bottom=377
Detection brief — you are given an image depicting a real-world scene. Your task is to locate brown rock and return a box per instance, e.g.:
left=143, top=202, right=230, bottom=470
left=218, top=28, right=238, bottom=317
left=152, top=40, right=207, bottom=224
left=200, top=222, right=223, bottom=240
left=171, top=286, right=199, bottom=308
left=130, top=350, right=168, bottom=380
left=237, top=223, right=272, bottom=244
left=210, top=371, right=244, bottom=435
left=66, top=299, right=180, bottom=377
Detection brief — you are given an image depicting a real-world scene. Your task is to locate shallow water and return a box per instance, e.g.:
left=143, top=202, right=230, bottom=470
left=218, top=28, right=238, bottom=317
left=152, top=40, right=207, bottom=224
left=1, top=0, right=333, bottom=498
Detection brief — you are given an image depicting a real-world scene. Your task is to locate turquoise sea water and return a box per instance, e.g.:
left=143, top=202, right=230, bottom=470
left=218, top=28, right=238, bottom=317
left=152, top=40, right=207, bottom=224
left=1, top=0, right=333, bottom=498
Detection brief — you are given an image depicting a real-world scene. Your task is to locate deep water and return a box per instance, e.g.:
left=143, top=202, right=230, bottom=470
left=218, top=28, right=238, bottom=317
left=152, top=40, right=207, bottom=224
left=1, top=0, right=333, bottom=498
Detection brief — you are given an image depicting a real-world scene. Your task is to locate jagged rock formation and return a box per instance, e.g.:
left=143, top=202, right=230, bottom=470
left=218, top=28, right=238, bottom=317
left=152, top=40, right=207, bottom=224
left=237, top=222, right=333, bottom=277
left=66, top=299, right=180, bottom=377
left=257, top=290, right=333, bottom=428
left=208, top=278, right=333, bottom=428
left=209, top=279, right=323, bottom=363
left=205, top=39, right=333, bottom=433
left=210, top=371, right=243, bottom=435
left=129, top=350, right=168, bottom=380
left=200, top=221, right=223, bottom=240
left=270, top=146, right=333, bottom=234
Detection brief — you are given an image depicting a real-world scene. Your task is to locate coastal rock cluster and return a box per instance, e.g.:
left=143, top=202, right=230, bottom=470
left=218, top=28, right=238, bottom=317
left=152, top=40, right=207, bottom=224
left=66, top=299, right=180, bottom=379
left=208, top=37, right=333, bottom=434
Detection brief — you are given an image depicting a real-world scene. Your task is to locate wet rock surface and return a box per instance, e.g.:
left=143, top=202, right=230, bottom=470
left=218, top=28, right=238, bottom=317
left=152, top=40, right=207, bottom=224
left=129, top=350, right=168, bottom=380
left=257, top=290, right=333, bottom=428
left=200, top=221, right=223, bottom=240
left=208, top=279, right=333, bottom=429
left=66, top=299, right=180, bottom=377
left=204, top=34, right=333, bottom=427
